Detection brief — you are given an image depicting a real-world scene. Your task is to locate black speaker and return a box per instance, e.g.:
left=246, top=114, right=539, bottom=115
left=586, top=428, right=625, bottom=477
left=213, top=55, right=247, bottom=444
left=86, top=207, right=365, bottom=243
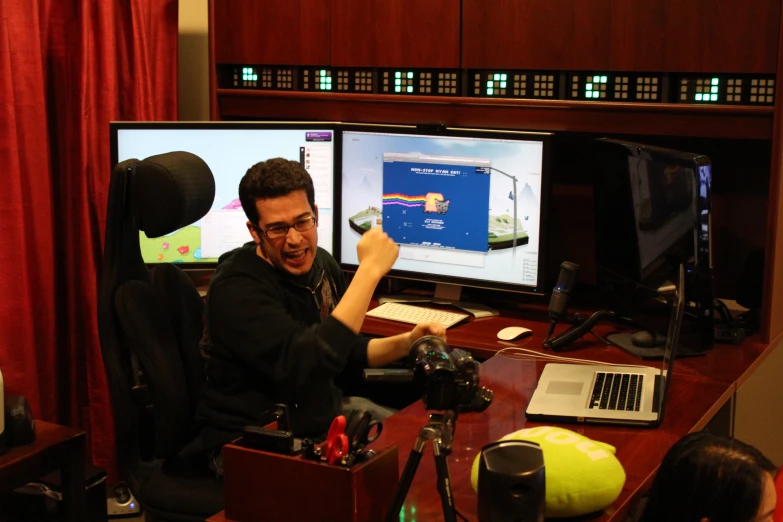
left=478, top=440, right=545, bottom=522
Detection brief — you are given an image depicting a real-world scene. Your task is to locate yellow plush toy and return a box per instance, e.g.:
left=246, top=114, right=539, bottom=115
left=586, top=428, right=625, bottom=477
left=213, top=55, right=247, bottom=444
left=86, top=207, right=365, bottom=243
left=471, top=426, right=626, bottom=518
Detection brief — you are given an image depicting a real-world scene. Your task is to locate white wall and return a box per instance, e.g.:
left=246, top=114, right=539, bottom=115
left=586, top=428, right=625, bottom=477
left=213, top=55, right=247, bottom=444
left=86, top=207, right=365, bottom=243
left=735, top=338, right=783, bottom=467
left=178, top=0, right=210, bottom=121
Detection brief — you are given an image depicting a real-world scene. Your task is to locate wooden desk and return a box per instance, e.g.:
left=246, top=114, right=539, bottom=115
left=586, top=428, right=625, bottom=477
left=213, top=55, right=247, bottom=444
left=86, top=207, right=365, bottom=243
left=209, top=304, right=778, bottom=521
left=373, top=354, right=734, bottom=521
left=0, top=420, right=87, bottom=521
left=361, top=299, right=556, bottom=360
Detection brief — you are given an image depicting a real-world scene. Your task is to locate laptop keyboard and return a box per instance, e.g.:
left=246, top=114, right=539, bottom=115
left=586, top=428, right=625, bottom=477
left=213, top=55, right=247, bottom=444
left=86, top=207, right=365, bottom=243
left=589, top=372, right=644, bottom=411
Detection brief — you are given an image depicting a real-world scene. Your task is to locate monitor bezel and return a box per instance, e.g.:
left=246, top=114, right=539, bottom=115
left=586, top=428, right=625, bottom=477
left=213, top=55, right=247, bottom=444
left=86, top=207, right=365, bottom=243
left=336, top=123, right=553, bottom=297
left=109, top=120, right=342, bottom=268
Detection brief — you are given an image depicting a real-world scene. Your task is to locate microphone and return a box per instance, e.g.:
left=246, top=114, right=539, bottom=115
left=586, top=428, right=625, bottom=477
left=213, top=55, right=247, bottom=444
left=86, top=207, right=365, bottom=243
left=549, top=262, right=580, bottom=322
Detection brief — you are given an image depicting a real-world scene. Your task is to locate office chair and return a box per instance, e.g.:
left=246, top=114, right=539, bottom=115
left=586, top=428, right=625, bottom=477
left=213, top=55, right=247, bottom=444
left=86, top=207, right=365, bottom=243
left=98, top=151, right=223, bottom=521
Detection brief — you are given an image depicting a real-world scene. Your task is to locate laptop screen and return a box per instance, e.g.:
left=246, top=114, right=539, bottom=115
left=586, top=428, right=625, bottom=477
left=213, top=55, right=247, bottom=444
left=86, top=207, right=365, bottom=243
left=658, top=264, right=686, bottom=415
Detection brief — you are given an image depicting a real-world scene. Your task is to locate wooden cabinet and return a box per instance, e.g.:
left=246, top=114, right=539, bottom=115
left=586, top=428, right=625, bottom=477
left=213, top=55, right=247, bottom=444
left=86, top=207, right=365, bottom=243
left=610, top=0, right=781, bottom=72
left=213, top=0, right=330, bottom=65
left=462, top=0, right=611, bottom=71
left=331, top=0, right=460, bottom=68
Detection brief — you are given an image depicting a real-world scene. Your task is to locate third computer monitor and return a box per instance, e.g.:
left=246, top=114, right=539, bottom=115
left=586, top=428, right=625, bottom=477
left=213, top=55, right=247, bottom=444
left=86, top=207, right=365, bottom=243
left=339, top=126, right=550, bottom=295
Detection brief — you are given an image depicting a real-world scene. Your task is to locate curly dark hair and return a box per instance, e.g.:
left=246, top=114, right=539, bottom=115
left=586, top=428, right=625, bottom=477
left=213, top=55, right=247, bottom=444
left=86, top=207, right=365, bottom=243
left=238, top=158, right=316, bottom=226
left=639, top=432, right=776, bottom=522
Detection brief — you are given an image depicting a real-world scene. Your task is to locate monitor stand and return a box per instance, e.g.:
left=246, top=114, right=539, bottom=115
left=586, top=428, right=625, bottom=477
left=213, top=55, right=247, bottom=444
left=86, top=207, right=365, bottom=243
left=607, top=331, right=704, bottom=360
left=378, top=283, right=499, bottom=318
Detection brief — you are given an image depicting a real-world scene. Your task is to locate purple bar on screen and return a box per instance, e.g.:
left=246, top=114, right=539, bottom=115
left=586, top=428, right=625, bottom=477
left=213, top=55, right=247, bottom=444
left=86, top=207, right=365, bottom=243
left=305, top=131, right=332, bottom=142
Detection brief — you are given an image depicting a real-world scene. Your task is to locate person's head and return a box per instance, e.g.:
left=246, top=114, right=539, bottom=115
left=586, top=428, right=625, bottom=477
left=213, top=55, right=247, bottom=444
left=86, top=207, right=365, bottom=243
left=239, top=158, right=318, bottom=276
left=640, top=432, right=777, bottom=522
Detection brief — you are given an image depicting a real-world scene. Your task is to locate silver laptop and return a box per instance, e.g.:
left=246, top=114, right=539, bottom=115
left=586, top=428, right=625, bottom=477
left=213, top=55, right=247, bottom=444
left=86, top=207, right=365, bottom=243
left=525, top=265, right=684, bottom=427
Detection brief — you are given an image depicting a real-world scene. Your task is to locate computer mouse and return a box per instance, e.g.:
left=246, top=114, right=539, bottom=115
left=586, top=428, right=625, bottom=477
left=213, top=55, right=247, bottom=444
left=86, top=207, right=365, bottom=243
left=497, top=326, right=533, bottom=341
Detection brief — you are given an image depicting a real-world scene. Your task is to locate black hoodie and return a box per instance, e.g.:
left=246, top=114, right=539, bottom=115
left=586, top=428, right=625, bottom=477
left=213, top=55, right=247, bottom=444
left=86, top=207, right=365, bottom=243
left=195, top=243, right=369, bottom=450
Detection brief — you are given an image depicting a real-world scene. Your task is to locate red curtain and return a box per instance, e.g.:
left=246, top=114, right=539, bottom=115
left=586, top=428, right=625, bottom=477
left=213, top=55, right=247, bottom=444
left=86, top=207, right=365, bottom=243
left=0, top=0, right=178, bottom=479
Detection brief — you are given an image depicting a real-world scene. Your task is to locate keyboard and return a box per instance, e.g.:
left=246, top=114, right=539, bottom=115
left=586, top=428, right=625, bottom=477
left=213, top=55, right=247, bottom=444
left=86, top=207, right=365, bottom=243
left=589, top=372, right=644, bottom=411
left=365, top=302, right=469, bottom=329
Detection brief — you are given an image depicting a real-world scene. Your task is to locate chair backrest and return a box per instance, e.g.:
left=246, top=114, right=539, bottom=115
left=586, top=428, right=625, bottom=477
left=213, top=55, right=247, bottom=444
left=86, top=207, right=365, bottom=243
left=98, top=152, right=215, bottom=479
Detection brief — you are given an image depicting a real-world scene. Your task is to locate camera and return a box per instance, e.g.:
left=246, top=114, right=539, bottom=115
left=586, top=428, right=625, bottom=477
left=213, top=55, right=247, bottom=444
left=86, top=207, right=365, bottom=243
left=409, top=336, right=493, bottom=413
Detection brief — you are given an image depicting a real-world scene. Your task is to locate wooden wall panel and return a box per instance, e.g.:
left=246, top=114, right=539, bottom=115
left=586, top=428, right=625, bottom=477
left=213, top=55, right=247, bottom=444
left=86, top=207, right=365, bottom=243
left=213, top=0, right=330, bottom=65
left=610, top=0, right=781, bottom=73
left=462, top=0, right=611, bottom=70
left=763, top=4, right=783, bottom=342
left=331, top=0, right=460, bottom=68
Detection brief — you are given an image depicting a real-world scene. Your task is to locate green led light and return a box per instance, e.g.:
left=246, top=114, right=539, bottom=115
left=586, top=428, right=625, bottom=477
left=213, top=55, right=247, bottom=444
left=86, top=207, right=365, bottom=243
left=326, top=77, right=332, bottom=84
left=501, top=74, right=507, bottom=81
left=252, top=74, right=257, bottom=81
left=500, top=81, right=506, bottom=88
left=695, top=93, right=703, bottom=101
left=494, top=73, right=500, bottom=80
left=586, top=83, right=593, bottom=90
left=395, top=72, right=402, bottom=79
left=407, top=72, right=413, bottom=79
left=711, top=86, right=718, bottom=93
left=320, top=69, right=326, bottom=75
left=711, top=93, right=718, bottom=101
left=712, top=78, right=719, bottom=85
left=407, top=85, right=413, bottom=92
left=395, top=79, right=402, bottom=86
left=395, top=86, right=401, bottom=92
left=487, top=80, right=493, bottom=87
left=601, top=76, right=608, bottom=83
left=411, top=507, right=416, bottom=515
left=400, top=508, right=405, bottom=522
left=487, top=88, right=494, bottom=95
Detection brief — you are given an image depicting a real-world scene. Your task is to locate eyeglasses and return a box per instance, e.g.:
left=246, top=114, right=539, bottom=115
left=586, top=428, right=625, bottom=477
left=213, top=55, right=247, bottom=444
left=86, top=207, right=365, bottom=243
left=258, top=215, right=317, bottom=239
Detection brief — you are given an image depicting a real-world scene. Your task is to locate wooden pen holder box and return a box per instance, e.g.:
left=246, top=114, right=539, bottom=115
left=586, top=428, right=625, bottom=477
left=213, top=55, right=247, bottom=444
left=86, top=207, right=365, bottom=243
left=223, top=440, right=399, bottom=522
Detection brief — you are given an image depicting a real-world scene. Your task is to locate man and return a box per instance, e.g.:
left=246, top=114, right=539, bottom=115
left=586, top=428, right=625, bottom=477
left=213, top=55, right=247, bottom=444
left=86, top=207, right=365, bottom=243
left=195, top=157, right=445, bottom=473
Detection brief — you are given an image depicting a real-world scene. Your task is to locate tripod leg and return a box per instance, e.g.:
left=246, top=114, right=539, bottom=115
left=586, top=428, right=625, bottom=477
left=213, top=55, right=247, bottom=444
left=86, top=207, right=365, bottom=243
left=384, top=439, right=427, bottom=522
left=434, top=443, right=457, bottom=522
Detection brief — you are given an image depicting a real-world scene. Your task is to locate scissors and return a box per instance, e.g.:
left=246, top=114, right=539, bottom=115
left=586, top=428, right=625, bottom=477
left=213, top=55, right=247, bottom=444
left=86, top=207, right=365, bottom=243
left=324, top=415, right=349, bottom=465
left=345, top=410, right=383, bottom=453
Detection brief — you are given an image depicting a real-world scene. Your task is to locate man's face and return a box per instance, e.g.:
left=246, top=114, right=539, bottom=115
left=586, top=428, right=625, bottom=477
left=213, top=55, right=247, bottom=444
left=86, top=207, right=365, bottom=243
left=248, top=189, right=318, bottom=276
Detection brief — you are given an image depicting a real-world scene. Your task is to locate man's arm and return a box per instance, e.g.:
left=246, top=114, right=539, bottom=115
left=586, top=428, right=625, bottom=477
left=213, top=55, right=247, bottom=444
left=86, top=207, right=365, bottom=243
left=209, top=278, right=360, bottom=390
left=330, top=228, right=399, bottom=333
left=366, top=322, right=448, bottom=368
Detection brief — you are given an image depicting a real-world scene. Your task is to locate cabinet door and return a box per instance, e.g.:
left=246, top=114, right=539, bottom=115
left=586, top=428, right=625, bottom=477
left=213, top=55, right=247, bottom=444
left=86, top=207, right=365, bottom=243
left=610, top=0, right=780, bottom=73
left=462, top=0, right=611, bottom=70
left=331, top=0, right=460, bottom=68
left=214, top=0, right=330, bottom=65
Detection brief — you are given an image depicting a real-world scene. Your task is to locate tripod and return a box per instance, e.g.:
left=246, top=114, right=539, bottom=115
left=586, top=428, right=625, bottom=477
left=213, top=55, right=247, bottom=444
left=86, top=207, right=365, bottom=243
left=385, top=410, right=459, bottom=522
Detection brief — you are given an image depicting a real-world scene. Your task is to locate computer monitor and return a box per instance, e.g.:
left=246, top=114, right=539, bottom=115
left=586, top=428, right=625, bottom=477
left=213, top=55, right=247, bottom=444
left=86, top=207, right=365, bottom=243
left=338, top=125, right=551, bottom=313
left=110, top=122, right=338, bottom=265
left=593, top=138, right=713, bottom=357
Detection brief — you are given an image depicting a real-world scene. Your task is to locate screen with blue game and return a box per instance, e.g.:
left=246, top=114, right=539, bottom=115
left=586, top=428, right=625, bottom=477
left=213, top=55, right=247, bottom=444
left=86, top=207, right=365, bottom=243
left=340, top=129, right=547, bottom=291
left=113, top=124, right=335, bottom=264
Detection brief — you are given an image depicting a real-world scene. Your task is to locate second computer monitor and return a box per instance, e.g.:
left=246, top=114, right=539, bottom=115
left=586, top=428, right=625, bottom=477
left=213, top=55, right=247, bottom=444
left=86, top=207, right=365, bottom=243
left=112, top=122, right=337, bottom=264
left=339, top=126, right=550, bottom=295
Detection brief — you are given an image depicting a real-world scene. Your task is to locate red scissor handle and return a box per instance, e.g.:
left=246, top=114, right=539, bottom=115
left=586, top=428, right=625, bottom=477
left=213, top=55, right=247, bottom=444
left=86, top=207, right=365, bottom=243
left=325, top=415, right=348, bottom=465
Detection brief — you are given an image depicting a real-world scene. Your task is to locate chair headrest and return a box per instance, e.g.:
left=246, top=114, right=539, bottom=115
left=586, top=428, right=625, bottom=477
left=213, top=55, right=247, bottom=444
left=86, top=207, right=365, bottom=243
left=131, top=151, right=216, bottom=238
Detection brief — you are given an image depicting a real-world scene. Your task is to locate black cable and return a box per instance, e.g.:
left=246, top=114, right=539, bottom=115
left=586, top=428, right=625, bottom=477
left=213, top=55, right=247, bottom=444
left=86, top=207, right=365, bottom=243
left=589, top=330, right=611, bottom=346
left=543, top=321, right=556, bottom=344
left=455, top=508, right=470, bottom=522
